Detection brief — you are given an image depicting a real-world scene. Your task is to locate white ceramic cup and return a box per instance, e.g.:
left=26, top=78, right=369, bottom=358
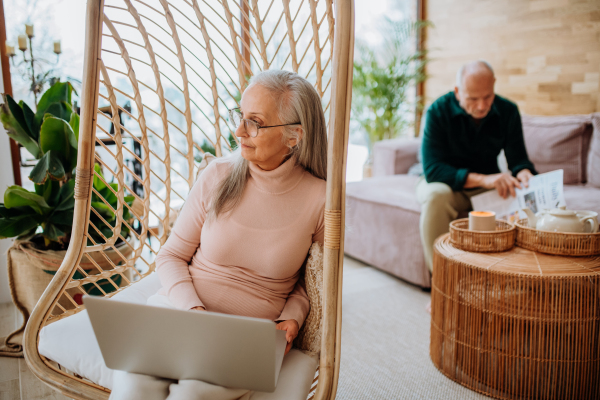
left=469, top=211, right=497, bottom=231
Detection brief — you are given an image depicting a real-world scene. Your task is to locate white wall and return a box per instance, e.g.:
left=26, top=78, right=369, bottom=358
left=0, top=60, right=15, bottom=304
left=0, top=143, right=14, bottom=304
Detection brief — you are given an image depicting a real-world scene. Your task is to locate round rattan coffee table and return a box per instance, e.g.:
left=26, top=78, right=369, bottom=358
left=430, top=234, right=600, bottom=400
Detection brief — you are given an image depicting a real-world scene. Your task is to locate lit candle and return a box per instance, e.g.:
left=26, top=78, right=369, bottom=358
left=468, top=211, right=497, bottom=231
left=5, top=43, right=15, bottom=57
left=18, top=35, right=27, bottom=51
left=25, top=24, right=34, bottom=38
left=53, top=40, right=61, bottom=55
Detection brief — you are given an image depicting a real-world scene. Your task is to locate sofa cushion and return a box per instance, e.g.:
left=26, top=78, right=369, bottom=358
left=522, top=114, right=593, bottom=184
left=372, top=138, right=420, bottom=177
left=587, top=113, right=600, bottom=188
left=563, top=184, right=600, bottom=216
left=346, top=175, right=421, bottom=213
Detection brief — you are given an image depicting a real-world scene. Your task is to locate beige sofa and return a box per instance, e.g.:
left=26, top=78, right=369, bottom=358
left=344, top=113, right=600, bottom=288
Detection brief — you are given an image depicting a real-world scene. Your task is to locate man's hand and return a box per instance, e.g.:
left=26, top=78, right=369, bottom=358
left=481, top=172, right=522, bottom=199
left=191, top=306, right=206, bottom=312
left=516, top=169, right=533, bottom=188
left=276, top=319, right=299, bottom=355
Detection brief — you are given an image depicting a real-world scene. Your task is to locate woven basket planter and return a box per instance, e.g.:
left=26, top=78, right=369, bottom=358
left=1, top=237, right=134, bottom=357
left=449, top=218, right=516, bottom=253
left=515, top=219, right=600, bottom=256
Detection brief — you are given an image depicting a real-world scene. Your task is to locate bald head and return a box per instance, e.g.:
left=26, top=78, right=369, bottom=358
left=456, top=61, right=495, bottom=88
left=454, top=60, right=496, bottom=120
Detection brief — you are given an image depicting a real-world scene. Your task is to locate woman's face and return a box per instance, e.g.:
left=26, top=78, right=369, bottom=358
left=236, top=84, right=300, bottom=171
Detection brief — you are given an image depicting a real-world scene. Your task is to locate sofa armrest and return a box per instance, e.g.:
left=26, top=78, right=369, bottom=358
left=372, top=138, right=421, bottom=177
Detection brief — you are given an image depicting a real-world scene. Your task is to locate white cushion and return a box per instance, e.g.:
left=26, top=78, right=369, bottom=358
left=39, top=273, right=163, bottom=389
left=38, top=273, right=318, bottom=399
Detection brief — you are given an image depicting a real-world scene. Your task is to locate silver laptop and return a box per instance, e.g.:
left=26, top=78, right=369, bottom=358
left=83, top=296, right=287, bottom=392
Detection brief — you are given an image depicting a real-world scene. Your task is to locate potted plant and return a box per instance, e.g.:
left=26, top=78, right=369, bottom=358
left=0, top=82, right=135, bottom=355
left=352, top=18, right=428, bottom=177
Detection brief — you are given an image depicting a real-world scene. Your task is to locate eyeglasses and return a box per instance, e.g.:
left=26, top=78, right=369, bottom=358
left=227, top=107, right=300, bottom=138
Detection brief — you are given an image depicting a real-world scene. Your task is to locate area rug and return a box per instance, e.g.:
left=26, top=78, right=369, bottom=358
left=337, top=257, right=491, bottom=399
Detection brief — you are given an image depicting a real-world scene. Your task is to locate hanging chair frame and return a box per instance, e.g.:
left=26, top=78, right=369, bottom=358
left=22, top=0, right=354, bottom=399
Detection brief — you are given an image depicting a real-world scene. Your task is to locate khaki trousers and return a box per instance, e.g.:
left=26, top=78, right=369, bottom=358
left=416, top=177, right=489, bottom=272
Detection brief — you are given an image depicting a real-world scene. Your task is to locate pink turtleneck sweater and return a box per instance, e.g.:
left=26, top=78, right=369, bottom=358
left=155, top=156, right=325, bottom=328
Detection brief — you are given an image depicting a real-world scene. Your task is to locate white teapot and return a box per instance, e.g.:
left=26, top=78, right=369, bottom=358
left=522, top=206, right=599, bottom=233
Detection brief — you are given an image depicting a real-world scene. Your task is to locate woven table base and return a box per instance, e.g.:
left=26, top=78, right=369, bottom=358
left=430, top=234, right=600, bottom=400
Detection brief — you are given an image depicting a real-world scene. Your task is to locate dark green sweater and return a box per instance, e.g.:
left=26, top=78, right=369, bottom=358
left=422, top=92, right=536, bottom=191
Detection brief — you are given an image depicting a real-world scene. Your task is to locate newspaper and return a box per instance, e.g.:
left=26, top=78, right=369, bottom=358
left=470, top=170, right=566, bottom=223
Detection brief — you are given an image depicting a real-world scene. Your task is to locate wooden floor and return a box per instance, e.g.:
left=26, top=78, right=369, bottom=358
left=0, top=302, right=70, bottom=400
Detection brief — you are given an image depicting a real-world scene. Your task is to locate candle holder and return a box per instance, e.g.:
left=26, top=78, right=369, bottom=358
left=5, top=23, right=61, bottom=107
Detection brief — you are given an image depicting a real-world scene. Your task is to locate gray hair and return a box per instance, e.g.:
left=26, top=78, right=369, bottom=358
left=207, top=70, right=328, bottom=221
left=456, top=60, right=495, bottom=88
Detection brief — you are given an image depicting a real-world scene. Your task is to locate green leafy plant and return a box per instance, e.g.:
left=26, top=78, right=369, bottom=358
left=1, top=82, right=79, bottom=184
left=88, top=164, right=134, bottom=246
left=352, top=19, right=429, bottom=152
left=0, top=179, right=74, bottom=248
left=0, top=81, right=134, bottom=250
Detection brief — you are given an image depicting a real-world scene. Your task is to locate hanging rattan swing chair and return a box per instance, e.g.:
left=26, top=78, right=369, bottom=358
left=22, top=0, right=353, bottom=399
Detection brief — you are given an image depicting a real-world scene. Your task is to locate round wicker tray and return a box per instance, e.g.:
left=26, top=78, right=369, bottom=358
left=515, top=219, right=600, bottom=256
left=449, top=218, right=515, bottom=253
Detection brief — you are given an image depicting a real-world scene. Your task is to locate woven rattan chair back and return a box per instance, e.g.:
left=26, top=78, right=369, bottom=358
left=23, top=1, right=354, bottom=399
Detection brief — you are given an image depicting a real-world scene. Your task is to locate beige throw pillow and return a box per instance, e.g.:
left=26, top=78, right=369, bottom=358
left=295, top=242, right=324, bottom=355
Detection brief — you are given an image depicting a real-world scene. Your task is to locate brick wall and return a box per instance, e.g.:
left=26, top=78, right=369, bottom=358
left=425, top=0, right=600, bottom=115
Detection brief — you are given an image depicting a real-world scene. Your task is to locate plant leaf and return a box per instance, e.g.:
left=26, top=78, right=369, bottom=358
left=4, top=186, right=50, bottom=214
left=34, top=179, right=61, bottom=206
left=29, top=151, right=66, bottom=184
left=69, top=112, right=80, bottom=145
left=49, top=210, right=74, bottom=227
left=91, top=201, right=116, bottom=222
left=99, top=185, right=118, bottom=205
left=200, top=141, right=216, bottom=156
left=0, top=215, right=40, bottom=239
left=35, top=82, right=73, bottom=129
left=1, top=97, right=41, bottom=158
left=93, top=164, right=107, bottom=192
left=44, top=179, right=61, bottom=205
left=0, top=204, right=10, bottom=218
left=20, top=100, right=37, bottom=141
left=0, top=204, right=34, bottom=218
left=42, top=222, right=65, bottom=242
left=39, top=116, right=76, bottom=169
left=55, top=179, right=75, bottom=211
left=43, top=101, right=72, bottom=122
left=6, top=95, right=33, bottom=138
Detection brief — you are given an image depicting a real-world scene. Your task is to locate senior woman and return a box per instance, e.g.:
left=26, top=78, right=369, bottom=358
left=109, top=70, right=327, bottom=400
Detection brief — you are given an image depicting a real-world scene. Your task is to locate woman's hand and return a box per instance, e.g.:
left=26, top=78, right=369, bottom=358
left=190, top=306, right=206, bottom=312
left=276, top=319, right=299, bottom=355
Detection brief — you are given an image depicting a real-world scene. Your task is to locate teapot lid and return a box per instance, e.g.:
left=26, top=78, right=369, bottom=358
left=549, top=205, right=576, bottom=216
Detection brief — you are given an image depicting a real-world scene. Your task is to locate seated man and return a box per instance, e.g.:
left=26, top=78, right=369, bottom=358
left=417, top=60, right=537, bottom=272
